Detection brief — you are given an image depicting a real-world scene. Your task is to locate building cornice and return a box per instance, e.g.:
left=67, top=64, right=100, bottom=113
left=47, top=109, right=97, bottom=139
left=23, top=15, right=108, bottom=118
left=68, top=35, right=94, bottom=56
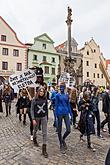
left=0, top=42, right=27, bottom=48
left=29, top=49, right=60, bottom=56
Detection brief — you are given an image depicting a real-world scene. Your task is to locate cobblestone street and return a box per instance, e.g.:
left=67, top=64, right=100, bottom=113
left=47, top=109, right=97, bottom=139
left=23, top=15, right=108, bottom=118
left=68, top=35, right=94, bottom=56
left=0, top=100, right=109, bottom=165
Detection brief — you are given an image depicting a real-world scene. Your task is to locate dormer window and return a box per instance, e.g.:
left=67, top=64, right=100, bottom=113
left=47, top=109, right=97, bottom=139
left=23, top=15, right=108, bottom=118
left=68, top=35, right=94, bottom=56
left=1, top=35, right=6, bottom=41
left=42, top=43, right=46, bottom=49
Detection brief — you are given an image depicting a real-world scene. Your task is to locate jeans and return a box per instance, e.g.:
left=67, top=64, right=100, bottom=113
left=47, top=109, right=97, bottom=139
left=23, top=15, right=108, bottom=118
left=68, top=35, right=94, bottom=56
left=5, top=102, right=11, bottom=116
left=57, top=114, right=71, bottom=146
left=33, top=116, right=47, bottom=144
left=28, top=110, right=33, bottom=135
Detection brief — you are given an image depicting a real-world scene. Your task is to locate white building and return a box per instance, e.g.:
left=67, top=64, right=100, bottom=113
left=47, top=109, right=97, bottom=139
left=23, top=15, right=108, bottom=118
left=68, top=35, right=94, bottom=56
left=79, top=38, right=107, bottom=87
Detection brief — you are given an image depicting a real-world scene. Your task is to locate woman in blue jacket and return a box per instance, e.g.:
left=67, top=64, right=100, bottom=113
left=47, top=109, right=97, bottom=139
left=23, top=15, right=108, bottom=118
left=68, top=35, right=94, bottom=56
left=55, top=82, right=72, bottom=153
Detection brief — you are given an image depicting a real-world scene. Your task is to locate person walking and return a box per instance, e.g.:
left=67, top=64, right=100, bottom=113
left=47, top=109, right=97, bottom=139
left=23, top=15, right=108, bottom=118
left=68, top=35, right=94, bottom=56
left=3, top=84, right=14, bottom=117
left=69, top=88, right=78, bottom=128
left=101, top=86, right=110, bottom=135
left=51, top=85, right=59, bottom=130
left=91, top=87, right=102, bottom=138
left=55, top=82, right=72, bottom=153
left=78, top=92, right=96, bottom=152
left=31, top=87, right=48, bottom=158
left=16, top=88, right=30, bottom=125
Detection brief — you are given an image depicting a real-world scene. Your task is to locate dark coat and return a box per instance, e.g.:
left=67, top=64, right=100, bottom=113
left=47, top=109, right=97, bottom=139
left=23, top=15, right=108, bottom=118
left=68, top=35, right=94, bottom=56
left=16, top=96, right=30, bottom=110
left=105, top=148, right=110, bottom=165
left=78, top=99, right=95, bottom=135
left=102, top=92, right=110, bottom=114
left=0, top=95, right=3, bottom=112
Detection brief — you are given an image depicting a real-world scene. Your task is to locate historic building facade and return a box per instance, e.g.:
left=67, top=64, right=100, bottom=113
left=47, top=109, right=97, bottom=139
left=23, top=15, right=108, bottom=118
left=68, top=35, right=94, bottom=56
left=56, top=38, right=83, bottom=86
left=0, top=16, right=27, bottom=81
left=106, top=59, right=110, bottom=77
left=79, top=38, right=107, bottom=87
left=27, top=33, right=60, bottom=84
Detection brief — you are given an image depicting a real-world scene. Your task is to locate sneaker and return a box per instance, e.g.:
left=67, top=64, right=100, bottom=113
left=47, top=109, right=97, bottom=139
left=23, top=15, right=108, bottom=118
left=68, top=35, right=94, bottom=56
left=101, top=128, right=106, bottom=132
left=97, top=135, right=103, bottom=138
left=30, top=135, right=33, bottom=141
left=88, top=145, right=96, bottom=152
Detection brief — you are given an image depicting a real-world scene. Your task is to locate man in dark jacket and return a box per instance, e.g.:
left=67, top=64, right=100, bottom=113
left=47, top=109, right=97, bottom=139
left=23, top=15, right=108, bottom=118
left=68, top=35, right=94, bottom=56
left=105, top=148, right=110, bottom=165
left=101, top=86, right=110, bottom=135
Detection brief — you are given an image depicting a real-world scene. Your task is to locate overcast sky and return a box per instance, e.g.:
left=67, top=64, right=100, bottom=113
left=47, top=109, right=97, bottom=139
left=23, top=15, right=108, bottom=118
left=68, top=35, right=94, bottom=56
left=0, top=0, right=110, bottom=59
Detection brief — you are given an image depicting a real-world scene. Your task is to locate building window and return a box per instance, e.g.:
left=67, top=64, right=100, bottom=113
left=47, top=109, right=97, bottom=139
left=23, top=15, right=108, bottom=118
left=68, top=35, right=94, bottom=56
left=101, top=74, right=103, bottom=78
left=2, top=48, right=8, bottom=55
left=52, top=68, right=55, bottom=75
left=2, top=62, right=8, bottom=70
left=97, top=73, right=99, bottom=78
left=42, top=43, right=46, bottom=49
left=94, top=49, right=96, bottom=53
left=43, top=56, right=46, bottom=61
left=87, top=51, right=89, bottom=55
left=44, top=66, right=49, bottom=74
left=95, top=63, right=97, bottom=68
left=13, top=49, right=19, bottom=56
left=86, top=61, right=89, bottom=66
left=93, top=73, right=95, bottom=78
left=52, top=57, right=55, bottom=63
left=1, top=35, right=6, bottom=41
left=17, top=63, right=22, bottom=71
left=87, top=72, right=89, bottom=77
left=33, top=55, right=37, bottom=61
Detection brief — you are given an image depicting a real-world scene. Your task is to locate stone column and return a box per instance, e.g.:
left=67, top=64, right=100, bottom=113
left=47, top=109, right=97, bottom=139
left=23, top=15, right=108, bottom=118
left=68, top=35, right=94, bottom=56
left=66, top=6, right=73, bottom=58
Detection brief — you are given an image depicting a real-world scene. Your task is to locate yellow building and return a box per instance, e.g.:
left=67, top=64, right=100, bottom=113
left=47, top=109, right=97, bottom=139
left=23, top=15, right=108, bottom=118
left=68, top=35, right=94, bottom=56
left=79, top=38, right=107, bottom=87
left=0, top=16, right=27, bottom=81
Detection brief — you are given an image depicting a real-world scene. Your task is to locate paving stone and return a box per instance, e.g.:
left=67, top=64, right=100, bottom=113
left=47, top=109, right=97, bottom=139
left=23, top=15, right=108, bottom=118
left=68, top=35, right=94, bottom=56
left=0, top=101, right=109, bottom=165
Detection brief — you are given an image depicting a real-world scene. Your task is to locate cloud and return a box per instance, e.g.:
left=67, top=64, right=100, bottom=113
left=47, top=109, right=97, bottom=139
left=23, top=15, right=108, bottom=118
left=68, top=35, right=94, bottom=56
left=0, top=0, right=110, bottom=58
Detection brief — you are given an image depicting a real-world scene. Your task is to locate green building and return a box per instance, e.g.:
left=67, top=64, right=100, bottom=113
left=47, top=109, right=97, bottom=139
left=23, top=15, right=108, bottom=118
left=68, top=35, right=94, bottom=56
left=27, top=33, right=60, bottom=84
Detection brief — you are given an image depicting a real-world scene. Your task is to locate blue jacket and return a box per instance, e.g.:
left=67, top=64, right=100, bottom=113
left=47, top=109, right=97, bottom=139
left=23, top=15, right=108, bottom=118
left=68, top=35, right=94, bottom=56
left=51, top=90, right=58, bottom=107
left=55, top=93, right=72, bottom=117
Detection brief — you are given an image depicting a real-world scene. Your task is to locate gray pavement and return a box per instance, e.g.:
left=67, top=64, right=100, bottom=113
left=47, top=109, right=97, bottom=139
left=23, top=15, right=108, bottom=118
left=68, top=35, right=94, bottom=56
left=0, top=100, right=110, bottom=165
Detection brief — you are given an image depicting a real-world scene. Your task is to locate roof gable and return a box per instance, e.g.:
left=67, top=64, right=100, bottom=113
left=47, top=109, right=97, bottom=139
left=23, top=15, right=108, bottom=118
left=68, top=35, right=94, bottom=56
left=34, top=33, right=54, bottom=44
left=0, top=16, right=25, bottom=47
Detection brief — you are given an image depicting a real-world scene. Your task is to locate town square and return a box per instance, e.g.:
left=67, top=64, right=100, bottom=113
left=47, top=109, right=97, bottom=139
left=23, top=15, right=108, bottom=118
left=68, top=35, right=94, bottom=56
left=0, top=0, right=110, bottom=165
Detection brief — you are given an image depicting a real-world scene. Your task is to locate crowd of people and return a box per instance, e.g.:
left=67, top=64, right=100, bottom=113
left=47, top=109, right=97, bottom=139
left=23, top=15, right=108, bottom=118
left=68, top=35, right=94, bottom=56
left=0, top=81, right=110, bottom=162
